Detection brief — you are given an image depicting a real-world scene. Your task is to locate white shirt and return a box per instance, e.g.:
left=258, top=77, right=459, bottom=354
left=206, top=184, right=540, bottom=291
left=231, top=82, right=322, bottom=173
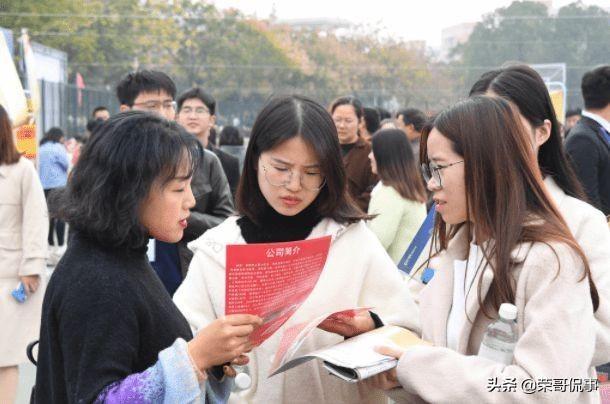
left=447, top=242, right=484, bottom=351
left=581, top=110, right=610, bottom=133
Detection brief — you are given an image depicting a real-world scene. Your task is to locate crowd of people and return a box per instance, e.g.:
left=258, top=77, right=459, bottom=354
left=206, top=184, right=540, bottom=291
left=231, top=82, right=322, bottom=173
left=0, top=63, right=608, bottom=403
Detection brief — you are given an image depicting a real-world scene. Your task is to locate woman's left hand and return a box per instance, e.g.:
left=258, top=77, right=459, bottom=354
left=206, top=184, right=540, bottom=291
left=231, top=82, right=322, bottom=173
left=317, top=311, right=375, bottom=337
left=364, top=345, right=407, bottom=390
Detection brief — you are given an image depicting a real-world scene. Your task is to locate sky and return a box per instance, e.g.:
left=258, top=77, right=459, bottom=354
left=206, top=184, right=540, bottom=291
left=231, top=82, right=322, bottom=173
left=211, top=0, right=610, bottom=47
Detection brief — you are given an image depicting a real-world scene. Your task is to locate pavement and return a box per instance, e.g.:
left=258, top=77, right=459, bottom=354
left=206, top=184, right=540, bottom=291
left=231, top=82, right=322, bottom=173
left=16, top=362, right=36, bottom=404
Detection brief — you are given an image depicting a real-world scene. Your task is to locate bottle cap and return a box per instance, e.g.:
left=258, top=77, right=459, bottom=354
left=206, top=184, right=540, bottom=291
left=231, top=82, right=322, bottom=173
left=499, top=303, right=517, bottom=321
left=235, top=372, right=252, bottom=389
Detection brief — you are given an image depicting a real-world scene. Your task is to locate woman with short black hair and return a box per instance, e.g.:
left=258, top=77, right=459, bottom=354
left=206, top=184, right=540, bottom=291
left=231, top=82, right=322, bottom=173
left=36, top=111, right=261, bottom=403
left=174, top=95, right=419, bottom=403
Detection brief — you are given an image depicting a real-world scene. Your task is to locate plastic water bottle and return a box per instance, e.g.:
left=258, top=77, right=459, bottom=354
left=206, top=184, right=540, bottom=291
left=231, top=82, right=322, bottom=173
left=233, top=365, right=252, bottom=390
left=478, top=303, right=518, bottom=365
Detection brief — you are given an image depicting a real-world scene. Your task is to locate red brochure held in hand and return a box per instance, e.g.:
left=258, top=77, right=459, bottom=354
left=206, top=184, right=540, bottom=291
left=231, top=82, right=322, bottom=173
left=225, top=236, right=332, bottom=346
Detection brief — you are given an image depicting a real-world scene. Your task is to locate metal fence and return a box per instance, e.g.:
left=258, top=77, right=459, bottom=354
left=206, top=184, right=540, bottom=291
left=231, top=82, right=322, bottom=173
left=39, top=80, right=119, bottom=136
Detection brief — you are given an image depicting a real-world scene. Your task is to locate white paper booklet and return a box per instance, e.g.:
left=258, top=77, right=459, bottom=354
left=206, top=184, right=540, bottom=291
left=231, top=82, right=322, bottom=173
left=270, top=318, right=429, bottom=383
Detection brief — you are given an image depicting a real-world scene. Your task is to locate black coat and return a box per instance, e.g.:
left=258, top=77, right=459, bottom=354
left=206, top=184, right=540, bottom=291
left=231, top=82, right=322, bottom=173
left=178, top=148, right=234, bottom=275
left=35, top=232, right=192, bottom=403
left=565, top=116, right=610, bottom=215
left=209, top=145, right=240, bottom=197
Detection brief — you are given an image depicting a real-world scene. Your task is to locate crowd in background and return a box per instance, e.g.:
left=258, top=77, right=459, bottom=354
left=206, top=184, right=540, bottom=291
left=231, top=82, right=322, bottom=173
left=0, top=63, right=608, bottom=403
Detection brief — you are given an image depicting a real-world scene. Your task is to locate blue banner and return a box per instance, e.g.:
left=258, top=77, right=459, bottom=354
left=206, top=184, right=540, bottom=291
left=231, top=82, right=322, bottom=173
left=397, top=204, right=436, bottom=275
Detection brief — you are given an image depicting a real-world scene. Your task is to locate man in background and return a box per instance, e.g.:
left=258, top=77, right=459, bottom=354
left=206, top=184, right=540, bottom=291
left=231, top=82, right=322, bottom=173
left=116, top=71, right=233, bottom=295
left=176, top=87, right=240, bottom=196
left=91, top=106, right=110, bottom=121
left=395, top=108, right=427, bottom=162
left=565, top=65, right=610, bottom=215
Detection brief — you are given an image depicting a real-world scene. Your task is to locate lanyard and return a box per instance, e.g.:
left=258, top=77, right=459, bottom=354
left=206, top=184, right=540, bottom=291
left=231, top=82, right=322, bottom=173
left=397, top=204, right=436, bottom=275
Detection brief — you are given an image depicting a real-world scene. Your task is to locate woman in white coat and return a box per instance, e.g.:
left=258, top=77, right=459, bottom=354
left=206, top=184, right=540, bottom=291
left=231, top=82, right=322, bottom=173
left=370, top=96, right=600, bottom=403
left=469, top=65, right=610, bottom=368
left=0, top=105, right=48, bottom=403
left=174, top=95, right=420, bottom=404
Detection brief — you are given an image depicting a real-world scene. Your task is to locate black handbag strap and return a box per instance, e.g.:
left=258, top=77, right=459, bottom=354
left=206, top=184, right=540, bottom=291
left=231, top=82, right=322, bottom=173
left=27, top=340, right=39, bottom=366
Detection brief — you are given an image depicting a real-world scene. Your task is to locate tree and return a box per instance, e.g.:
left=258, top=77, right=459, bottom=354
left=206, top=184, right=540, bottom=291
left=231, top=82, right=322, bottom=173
left=453, top=1, right=610, bottom=106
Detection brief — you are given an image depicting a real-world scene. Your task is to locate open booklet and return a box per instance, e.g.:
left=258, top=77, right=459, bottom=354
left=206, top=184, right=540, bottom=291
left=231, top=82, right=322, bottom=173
left=269, top=308, right=430, bottom=383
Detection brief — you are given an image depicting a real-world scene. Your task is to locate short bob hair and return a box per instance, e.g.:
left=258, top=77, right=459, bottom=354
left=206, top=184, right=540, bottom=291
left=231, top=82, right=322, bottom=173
left=54, top=111, right=200, bottom=250
left=236, top=95, right=365, bottom=224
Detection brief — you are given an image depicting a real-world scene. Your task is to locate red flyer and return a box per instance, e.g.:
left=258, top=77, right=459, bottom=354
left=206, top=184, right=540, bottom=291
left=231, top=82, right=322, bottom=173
left=225, top=236, right=332, bottom=346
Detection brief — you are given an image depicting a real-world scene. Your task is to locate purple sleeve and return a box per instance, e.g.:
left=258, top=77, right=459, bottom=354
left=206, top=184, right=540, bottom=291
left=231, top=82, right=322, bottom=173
left=93, top=338, right=224, bottom=403
left=95, top=365, right=163, bottom=403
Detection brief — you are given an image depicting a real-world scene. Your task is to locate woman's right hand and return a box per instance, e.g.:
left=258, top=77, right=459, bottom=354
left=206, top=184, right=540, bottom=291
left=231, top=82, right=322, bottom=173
left=20, top=275, right=40, bottom=295
left=187, top=314, right=262, bottom=372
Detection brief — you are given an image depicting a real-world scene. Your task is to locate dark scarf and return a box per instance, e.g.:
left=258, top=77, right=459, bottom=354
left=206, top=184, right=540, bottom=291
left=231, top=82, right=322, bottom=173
left=237, top=202, right=322, bottom=243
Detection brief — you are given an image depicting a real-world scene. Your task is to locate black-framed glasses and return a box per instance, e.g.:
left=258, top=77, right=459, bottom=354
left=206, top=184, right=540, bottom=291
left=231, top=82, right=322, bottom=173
left=421, top=160, right=464, bottom=189
left=261, top=162, right=326, bottom=192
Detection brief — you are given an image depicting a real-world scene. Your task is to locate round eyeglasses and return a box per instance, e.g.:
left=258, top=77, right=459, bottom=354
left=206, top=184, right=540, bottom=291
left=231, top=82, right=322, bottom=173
left=261, top=163, right=326, bottom=191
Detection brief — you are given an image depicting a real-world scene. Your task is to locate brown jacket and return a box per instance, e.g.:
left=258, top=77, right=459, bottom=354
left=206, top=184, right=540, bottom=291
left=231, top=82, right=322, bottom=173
left=390, top=226, right=599, bottom=403
left=343, top=137, right=377, bottom=212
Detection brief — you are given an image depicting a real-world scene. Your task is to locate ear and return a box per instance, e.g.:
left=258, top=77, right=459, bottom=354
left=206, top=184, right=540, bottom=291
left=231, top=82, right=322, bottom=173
left=119, top=104, right=131, bottom=112
left=210, top=114, right=217, bottom=127
left=359, top=118, right=367, bottom=132
left=534, top=119, right=552, bottom=148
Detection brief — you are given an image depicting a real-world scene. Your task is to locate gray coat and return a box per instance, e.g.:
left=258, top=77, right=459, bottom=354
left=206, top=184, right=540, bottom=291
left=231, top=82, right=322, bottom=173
left=178, top=148, right=234, bottom=276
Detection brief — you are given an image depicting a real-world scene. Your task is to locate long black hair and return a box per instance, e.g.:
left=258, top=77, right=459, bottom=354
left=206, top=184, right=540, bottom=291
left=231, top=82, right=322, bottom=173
left=371, top=129, right=426, bottom=203
left=469, top=65, right=586, bottom=201
left=236, top=95, right=365, bottom=224
left=54, top=111, right=200, bottom=250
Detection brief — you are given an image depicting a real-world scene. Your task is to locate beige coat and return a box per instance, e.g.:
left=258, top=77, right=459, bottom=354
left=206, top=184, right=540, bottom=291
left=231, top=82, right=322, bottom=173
left=390, top=226, right=600, bottom=403
left=406, top=177, right=610, bottom=364
left=544, top=177, right=610, bottom=366
left=0, top=157, right=48, bottom=366
left=174, top=216, right=420, bottom=404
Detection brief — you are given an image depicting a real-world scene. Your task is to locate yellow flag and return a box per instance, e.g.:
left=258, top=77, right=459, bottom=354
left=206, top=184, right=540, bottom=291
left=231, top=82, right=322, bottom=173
left=549, top=89, right=565, bottom=125
left=0, top=33, right=28, bottom=126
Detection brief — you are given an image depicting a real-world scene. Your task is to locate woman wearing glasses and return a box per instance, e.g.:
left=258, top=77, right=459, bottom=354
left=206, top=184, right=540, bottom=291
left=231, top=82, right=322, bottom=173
left=174, top=95, right=420, bottom=404
left=367, top=96, right=600, bottom=403
left=470, top=65, right=610, bottom=371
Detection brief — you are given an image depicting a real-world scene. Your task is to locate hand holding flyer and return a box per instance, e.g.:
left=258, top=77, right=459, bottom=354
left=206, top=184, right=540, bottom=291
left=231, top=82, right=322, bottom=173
left=270, top=308, right=371, bottom=376
left=270, top=323, right=430, bottom=382
left=225, top=236, right=332, bottom=346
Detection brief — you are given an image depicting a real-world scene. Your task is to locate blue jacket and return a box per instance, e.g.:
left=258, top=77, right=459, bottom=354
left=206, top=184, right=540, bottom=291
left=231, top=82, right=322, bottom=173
left=38, top=141, right=69, bottom=190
